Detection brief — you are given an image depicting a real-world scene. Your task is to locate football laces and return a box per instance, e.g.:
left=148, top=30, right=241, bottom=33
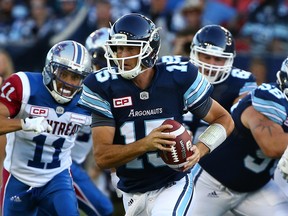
left=171, top=146, right=179, bottom=162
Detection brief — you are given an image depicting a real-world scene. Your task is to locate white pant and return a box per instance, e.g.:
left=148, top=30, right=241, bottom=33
left=190, top=169, right=288, bottom=216
left=274, top=167, right=288, bottom=197
left=122, top=172, right=194, bottom=216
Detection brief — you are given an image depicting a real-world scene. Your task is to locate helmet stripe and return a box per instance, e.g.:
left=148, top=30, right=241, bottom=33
left=75, top=42, right=83, bottom=64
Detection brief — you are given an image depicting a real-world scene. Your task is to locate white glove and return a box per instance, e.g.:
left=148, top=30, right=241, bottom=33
left=278, top=146, right=288, bottom=180
left=21, top=117, right=52, bottom=133
left=110, top=171, right=123, bottom=198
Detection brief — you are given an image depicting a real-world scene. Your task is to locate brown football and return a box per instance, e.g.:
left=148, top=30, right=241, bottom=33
left=159, top=119, right=193, bottom=172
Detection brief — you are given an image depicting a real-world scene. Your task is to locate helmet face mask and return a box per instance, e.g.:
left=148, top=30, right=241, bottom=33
left=190, top=25, right=235, bottom=84
left=105, top=13, right=161, bottom=79
left=52, top=65, right=84, bottom=97
left=43, top=40, right=91, bottom=104
left=105, top=35, right=154, bottom=79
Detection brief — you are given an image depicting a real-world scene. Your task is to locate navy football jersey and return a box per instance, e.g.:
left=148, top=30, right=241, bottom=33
left=78, top=61, right=213, bottom=193
left=199, top=83, right=288, bottom=192
left=158, top=55, right=257, bottom=134
left=187, top=67, right=257, bottom=133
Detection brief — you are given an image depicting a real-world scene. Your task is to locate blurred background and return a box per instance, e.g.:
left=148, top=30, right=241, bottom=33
left=1, top=0, right=287, bottom=83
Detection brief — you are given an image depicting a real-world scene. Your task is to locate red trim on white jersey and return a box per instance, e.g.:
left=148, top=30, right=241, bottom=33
left=0, top=74, right=23, bottom=117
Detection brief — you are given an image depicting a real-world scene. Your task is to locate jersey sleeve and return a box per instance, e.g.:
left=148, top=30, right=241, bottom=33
left=183, top=62, right=213, bottom=112
left=251, top=83, right=287, bottom=125
left=0, top=73, right=23, bottom=117
left=230, top=68, right=257, bottom=96
left=78, top=71, right=113, bottom=119
left=239, top=77, right=257, bottom=96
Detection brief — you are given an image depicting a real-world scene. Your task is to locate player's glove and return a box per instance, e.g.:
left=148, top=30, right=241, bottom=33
left=278, top=146, right=288, bottom=181
left=21, top=117, right=52, bottom=133
left=110, top=171, right=123, bottom=198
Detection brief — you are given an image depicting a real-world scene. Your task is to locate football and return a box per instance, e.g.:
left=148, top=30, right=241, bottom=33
left=159, top=119, right=193, bottom=171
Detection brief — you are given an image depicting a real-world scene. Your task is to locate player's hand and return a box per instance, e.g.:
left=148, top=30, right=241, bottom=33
left=183, top=145, right=200, bottom=172
left=278, top=146, right=288, bottom=180
left=144, top=124, right=176, bottom=152
left=21, top=117, right=52, bottom=133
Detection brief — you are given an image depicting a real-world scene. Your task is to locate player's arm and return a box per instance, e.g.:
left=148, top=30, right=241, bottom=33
left=182, top=99, right=234, bottom=171
left=0, top=103, right=23, bottom=134
left=233, top=92, right=249, bottom=105
left=241, top=105, right=288, bottom=158
left=0, top=134, right=6, bottom=185
left=0, top=74, right=52, bottom=135
left=91, top=117, right=177, bottom=169
left=0, top=103, right=51, bottom=134
left=198, top=99, right=234, bottom=154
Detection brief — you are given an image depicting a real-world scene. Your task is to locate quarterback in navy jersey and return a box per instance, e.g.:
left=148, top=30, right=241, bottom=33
left=78, top=13, right=234, bottom=215
left=190, top=58, right=288, bottom=215
left=0, top=41, right=92, bottom=215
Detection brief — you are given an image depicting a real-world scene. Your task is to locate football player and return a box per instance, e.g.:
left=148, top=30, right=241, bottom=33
left=274, top=58, right=288, bottom=198
left=189, top=57, right=288, bottom=215
left=71, top=27, right=114, bottom=216
left=159, top=25, right=257, bottom=135
left=78, top=13, right=234, bottom=215
left=0, top=40, right=92, bottom=215
left=85, top=27, right=110, bottom=71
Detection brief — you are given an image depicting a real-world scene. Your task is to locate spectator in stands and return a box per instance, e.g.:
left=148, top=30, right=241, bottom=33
left=25, top=0, right=55, bottom=42
left=172, top=27, right=196, bottom=56
left=92, top=0, right=113, bottom=28
left=144, top=0, right=184, bottom=55
left=0, top=49, right=14, bottom=85
left=240, top=0, right=288, bottom=55
left=180, top=0, right=204, bottom=32
left=0, top=0, right=28, bottom=45
left=248, top=57, right=267, bottom=85
left=50, top=0, right=90, bottom=46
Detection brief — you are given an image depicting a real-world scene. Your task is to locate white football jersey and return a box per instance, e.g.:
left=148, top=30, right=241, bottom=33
left=1, top=72, right=91, bottom=187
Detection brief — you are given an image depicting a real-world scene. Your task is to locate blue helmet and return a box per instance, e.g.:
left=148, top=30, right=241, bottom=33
left=105, top=13, right=161, bottom=79
left=43, top=40, right=92, bottom=104
left=190, top=25, right=236, bottom=84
